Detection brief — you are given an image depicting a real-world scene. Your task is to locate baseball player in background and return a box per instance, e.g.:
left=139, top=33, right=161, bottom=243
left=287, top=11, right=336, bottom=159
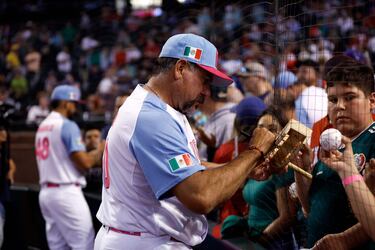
left=94, top=33, right=280, bottom=250
left=35, top=85, right=104, bottom=250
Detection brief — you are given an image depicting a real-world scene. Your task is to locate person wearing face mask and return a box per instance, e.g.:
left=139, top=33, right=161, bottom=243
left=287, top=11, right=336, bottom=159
left=94, top=33, right=282, bottom=250
left=35, top=85, right=104, bottom=250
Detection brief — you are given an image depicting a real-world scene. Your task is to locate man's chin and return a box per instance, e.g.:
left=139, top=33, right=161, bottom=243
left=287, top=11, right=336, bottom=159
left=181, top=106, right=197, bottom=116
left=180, top=102, right=200, bottom=115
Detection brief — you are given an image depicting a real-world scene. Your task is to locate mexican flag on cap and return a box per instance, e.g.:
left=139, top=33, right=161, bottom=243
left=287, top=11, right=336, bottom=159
left=169, top=153, right=193, bottom=172
left=184, top=46, right=202, bottom=60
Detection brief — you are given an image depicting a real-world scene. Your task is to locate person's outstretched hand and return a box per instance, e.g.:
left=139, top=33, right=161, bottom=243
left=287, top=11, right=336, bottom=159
left=319, top=136, right=358, bottom=178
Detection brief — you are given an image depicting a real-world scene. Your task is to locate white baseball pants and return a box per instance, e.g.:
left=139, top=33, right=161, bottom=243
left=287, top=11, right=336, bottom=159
left=39, top=184, right=95, bottom=250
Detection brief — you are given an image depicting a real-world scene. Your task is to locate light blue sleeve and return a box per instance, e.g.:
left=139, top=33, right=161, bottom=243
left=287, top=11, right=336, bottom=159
left=130, top=106, right=205, bottom=200
left=61, top=119, right=86, bottom=154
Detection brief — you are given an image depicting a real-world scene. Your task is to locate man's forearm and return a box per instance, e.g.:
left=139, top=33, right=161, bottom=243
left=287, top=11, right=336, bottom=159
left=201, top=161, right=224, bottom=169
left=174, top=149, right=263, bottom=214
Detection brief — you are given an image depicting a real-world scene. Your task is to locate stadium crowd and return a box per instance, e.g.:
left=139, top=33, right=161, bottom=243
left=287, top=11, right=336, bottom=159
left=1, top=0, right=375, bottom=249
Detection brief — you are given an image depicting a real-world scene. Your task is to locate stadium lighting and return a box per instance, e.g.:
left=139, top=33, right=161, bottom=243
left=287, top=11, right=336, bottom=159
left=131, top=0, right=162, bottom=9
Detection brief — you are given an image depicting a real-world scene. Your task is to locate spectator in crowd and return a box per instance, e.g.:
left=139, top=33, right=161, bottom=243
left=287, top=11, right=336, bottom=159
left=222, top=106, right=298, bottom=250
left=0, top=129, right=16, bottom=248
left=294, top=60, right=328, bottom=128
left=5, top=44, right=21, bottom=70
left=25, top=46, right=43, bottom=99
left=25, top=47, right=42, bottom=74
left=214, top=96, right=266, bottom=164
left=83, top=127, right=103, bottom=194
left=97, top=67, right=118, bottom=112
left=44, top=71, right=59, bottom=96
left=269, top=70, right=298, bottom=107
left=295, top=56, right=375, bottom=249
left=295, top=60, right=319, bottom=88
left=27, top=91, right=50, bottom=125
left=56, top=46, right=73, bottom=75
left=211, top=96, right=266, bottom=239
left=237, top=62, right=273, bottom=103
left=0, top=2, right=373, bottom=128
left=0, top=86, right=15, bottom=107
left=83, top=94, right=105, bottom=122
left=197, top=85, right=236, bottom=161
left=10, top=68, right=28, bottom=102
left=273, top=70, right=297, bottom=100
left=226, top=83, right=244, bottom=104
left=314, top=137, right=375, bottom=249
left=84, top=128, right=102, bottom=152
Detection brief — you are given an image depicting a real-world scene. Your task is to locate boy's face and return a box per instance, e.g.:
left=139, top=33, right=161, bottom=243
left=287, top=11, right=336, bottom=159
left=327, top=84, right=375, bottom=138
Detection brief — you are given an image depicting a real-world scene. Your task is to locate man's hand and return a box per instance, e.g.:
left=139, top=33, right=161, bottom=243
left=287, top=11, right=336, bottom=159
left=248, top=127, right=275, bottom=155
left=247, top=127, right=278, bottom=180
left=249, top=161, right=270, bottom=181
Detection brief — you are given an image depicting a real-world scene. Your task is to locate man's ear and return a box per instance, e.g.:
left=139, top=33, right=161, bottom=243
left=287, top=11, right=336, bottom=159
left=369, top=92, right=375, bottom=111
left=174, top=60, right=187, bottom=81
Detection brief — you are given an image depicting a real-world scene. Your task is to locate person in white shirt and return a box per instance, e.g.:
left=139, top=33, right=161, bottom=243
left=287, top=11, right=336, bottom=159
left=27, top=91, right=50, bottom=125
left=294, top=59, right=328, bottom=128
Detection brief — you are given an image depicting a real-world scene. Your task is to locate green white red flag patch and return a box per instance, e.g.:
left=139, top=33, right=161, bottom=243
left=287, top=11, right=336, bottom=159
left=184, top=46, right=202, bottom=60
left=169, top=153, right=193, bottom=172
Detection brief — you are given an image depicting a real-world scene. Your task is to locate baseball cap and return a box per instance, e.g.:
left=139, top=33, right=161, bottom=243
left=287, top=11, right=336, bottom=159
left=236, top=62, right=268, bottom=80
left=274, top=71, right=297, bottom=89
left=51, top=85, right=81, bottom=102
left=159, top=33, right=232, bottom=87
left=230, top=96, right=266, bottom=126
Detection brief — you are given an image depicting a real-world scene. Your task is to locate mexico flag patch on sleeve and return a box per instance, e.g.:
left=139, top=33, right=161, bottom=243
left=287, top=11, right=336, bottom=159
left=169, top=153, right=193, bottom=172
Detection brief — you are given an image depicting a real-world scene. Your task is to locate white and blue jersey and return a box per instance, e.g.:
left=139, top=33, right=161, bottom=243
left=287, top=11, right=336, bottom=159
left=35, top=111, right=86, bottom=186
left=97, top=85, right=208, bottom=246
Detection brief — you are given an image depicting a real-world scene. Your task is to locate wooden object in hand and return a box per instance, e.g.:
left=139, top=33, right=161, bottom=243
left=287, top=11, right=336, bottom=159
left=266, top=119, right=313, bottom=179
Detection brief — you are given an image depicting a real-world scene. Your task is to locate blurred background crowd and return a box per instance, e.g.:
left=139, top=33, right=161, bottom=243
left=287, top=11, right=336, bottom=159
left=0, top=0, right=374, bottom=129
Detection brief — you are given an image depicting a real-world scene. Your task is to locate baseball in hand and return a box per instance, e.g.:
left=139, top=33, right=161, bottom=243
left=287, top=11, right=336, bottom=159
left=319, top=128, right=342, bottom=151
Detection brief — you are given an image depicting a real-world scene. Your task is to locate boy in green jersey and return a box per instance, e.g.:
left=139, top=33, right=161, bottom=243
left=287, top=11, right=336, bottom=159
left=296, top=55, right=375, bottom=249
